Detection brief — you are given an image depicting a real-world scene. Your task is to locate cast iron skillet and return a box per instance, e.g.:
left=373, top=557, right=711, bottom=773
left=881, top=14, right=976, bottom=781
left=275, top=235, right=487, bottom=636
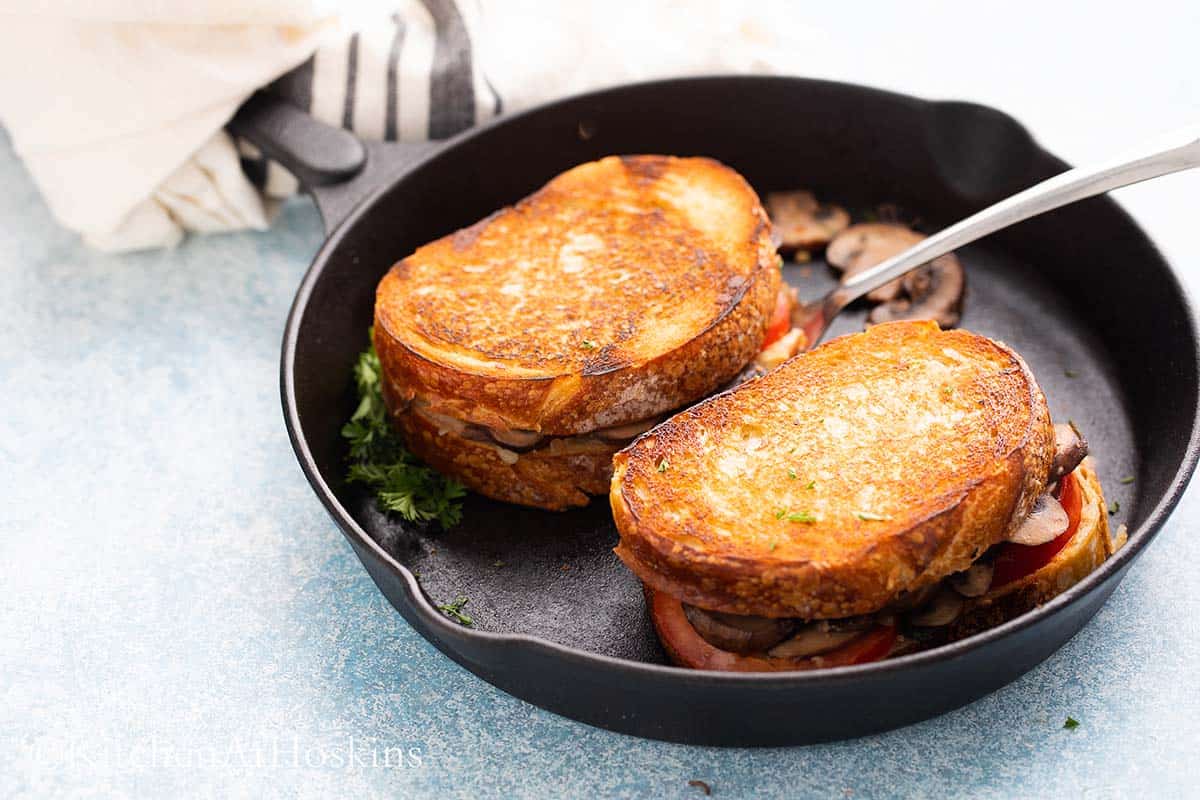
left=233, top=76, right=1200, bottom=746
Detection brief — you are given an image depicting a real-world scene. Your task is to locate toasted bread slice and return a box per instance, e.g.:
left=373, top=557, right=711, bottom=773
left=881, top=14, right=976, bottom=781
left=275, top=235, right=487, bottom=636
left=374, top=155, right=780, bottom=436
left=949, top=458, right=1117, bottom=638
left=612, top=320, right=1055, bottom=619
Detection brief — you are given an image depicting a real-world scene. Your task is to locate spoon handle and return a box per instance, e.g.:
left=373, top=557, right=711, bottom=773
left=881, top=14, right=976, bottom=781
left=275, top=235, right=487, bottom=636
left=840, top=124, right=1200, bottom=301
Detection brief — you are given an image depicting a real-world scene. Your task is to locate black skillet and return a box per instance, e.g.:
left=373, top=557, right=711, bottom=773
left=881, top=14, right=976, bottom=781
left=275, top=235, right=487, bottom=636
left=232, top=76, right=1200, bottom=745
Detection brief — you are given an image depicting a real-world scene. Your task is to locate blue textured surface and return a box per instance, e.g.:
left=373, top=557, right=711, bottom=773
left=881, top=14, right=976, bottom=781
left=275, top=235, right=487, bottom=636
left=2, top=132, right=1199, bottom=798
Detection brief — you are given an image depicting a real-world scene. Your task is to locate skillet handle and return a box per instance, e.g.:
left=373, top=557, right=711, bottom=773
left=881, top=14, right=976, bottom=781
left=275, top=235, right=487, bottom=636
left=229, top=92, right=366, bottom=186
left=229, top=92, right=441, bottom=234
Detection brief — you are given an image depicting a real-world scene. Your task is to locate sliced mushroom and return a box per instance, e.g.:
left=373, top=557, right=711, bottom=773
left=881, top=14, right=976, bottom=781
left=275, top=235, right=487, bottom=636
left=413, top=405, right=545, bottom=451
left=949, top=562, right=994, bottom=598
left=826, top=223, right=925, bottom=302
left=594, top=417, right=662, bottom=443
left=1007, top=493, right=1069, bottom=546
left=683, top=605, right=796, bottom=654
left=866, top=252, right=965, bottom=328
left=543, top=436, right=618, bottom=456
left=819, top=614, right=876, bottom=634
left=1049, top=422, right=1089, bottom=482
left=765, top=191, right=850, bottom=253
left=885, top=581, right=940, bottom=613
left=766, top=623, right=862, bottom=659
left=907, top=588, right=964, bottom=627
left=413, top=405, right=469, bottom=437
left=488, top=427, right=544, bottom=449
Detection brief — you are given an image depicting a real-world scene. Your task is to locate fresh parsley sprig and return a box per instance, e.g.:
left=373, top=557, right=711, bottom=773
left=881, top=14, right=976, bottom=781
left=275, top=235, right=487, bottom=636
left=437, top=596, right=474, bottom=627
left=342, top=328, right=466, bottom=529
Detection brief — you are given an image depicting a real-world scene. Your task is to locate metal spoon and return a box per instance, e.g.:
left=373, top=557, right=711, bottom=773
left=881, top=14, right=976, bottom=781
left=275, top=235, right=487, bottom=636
left=793, top=125, right=1200, bottom=348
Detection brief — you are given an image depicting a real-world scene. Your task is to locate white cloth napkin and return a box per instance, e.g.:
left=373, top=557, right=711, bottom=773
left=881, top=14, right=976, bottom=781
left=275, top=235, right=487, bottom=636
left=0, top=1, right=813, bottom=251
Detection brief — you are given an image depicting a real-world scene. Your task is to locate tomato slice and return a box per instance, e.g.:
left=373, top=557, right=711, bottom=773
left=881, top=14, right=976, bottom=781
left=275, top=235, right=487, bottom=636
left=761, top=289, right=793, bottom=349
left=648, top=588, right=897, bottom=672
left=990, top=470, right=1082, bottom=588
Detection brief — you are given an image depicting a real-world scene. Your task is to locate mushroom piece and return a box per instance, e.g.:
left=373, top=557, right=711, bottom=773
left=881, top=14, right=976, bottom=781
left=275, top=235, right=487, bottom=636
left=826, top=223, right=926, bottom=302
left=488, top=427, right=544, bottom=450
left=1049, top=422, right=1089, bottom=482
left=766, top=623, right=863, bottom=659
left=414, top=405, right=470, bottom=437
left=907, top=588, right=964, bottom=627
left=1007, top=493, right=1070, bottom=546
left=765, top=191, right=850, bottom=254
left=866, top=252, right=965, bottom=328
left=818, top=614, right=876, bottom=633
left=683, top=605, right=796, bottom=654
left=949, top=562, right=995, bottom=598
left=594, top=416, right=663, bottom=443
left=885, top=580, right=940, bottom=614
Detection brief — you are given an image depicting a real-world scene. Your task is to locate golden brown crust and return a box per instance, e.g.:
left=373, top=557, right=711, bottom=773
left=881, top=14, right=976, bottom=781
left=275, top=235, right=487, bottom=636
left=374, top=155, right=780, bottom=436
left=949, top=459, right=1113, bottom=639
left=611, top=321, right=1055, bottom=619
left=391, top=400, right=617, bottom=510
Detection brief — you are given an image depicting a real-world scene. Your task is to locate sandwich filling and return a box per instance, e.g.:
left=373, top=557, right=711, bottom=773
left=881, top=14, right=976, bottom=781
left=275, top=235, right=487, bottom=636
left=664, top=423, right=1090, bottom=666
left=408, top=400, right=664, bottom=461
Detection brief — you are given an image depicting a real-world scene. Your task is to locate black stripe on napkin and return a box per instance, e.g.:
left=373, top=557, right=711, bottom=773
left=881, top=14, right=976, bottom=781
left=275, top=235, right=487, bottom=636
left=385, top=16, right=408, bottom=141
left=485, top=75, right=503, bottom=116
left=343, top=33, right=360, bottom=130
left=421, top=0, right=476, bottom=138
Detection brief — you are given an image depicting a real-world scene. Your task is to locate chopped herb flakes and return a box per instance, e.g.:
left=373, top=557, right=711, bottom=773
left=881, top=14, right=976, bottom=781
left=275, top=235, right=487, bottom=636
left=1064, top=368, right=1078, bottom=378
left=855, top=510, right=891, bottom=522
left=1119, top=475, right=1135, bottom=484
left=1063, top=716, right=1080, bottom=730
left=1108, top=500, right=1120, bottom=515
left=342, top=329, right=466, bottom=529
left=657, top=458, right=670, bottom=473
left=782, top=511, right=817, bottom=523
left=437, top=596, right=473, bottom=627
left=804, top=480, right=817, bottom=490
left=580, top=339, right=597, bottom=350
left=788, top=468, right=798, bottom=480
left=769, top=540, right=779, bottom=552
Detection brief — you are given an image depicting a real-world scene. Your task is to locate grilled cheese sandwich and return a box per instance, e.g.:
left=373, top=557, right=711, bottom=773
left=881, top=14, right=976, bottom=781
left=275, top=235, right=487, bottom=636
left=611, top=320, right=1119, bottom=670
left=374, top=155, right=782, bottom=509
